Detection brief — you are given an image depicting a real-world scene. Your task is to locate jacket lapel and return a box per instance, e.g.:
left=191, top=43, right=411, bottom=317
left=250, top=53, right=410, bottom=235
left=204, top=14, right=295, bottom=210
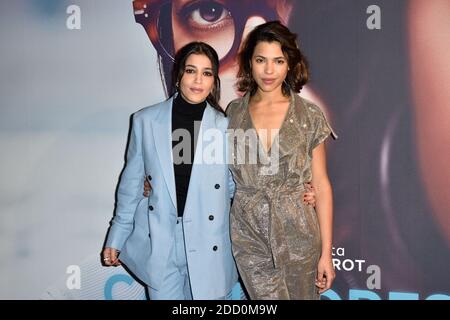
left=151, top=97, right=177, bottom=210
left=184, top=105, right=216, bottom=217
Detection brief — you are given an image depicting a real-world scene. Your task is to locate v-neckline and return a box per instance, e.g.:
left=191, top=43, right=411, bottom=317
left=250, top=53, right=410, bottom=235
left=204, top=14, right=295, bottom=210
left=246, top=94, right=292, bottom=156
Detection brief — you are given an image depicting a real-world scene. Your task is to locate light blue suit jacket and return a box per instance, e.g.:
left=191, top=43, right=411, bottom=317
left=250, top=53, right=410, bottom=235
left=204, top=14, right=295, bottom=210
left=105, top=96, right=238, bottom=299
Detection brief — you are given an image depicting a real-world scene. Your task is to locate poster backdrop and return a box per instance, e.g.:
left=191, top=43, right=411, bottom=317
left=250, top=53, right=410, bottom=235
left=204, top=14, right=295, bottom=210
left=0, top=0, right=448, bottom=299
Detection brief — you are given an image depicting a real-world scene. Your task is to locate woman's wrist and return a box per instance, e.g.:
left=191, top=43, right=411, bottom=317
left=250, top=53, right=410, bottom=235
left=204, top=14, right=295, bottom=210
left=321, top=246, right=333, bottom=258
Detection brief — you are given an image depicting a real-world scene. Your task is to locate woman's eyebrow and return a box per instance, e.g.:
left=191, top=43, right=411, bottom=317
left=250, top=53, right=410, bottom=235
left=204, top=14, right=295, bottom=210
left=255, top=55, right=285, bottom=60
left=185, top=65, right=213, bottom=72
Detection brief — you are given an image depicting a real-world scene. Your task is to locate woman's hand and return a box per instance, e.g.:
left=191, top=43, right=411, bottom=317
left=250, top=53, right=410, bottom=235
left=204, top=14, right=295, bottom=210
left=143, top=175, right=152, bottom=197
left=315, top=255, right=336, bottom=294
left=303, top=182, right=316, bottom=207
left=102, top=247, right=121, bottom=267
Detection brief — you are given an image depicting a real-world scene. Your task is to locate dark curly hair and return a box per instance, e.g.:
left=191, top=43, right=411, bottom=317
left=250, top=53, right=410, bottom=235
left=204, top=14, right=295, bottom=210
left=236, top=21, right=309, bottom=96
left=171, top=42, right=223, bottom=114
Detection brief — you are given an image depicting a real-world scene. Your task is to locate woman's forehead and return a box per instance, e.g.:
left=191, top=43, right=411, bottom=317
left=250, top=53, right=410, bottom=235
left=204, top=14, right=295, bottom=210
left=253, top=41, right=283, bottom=55
left=185, top=53, right=213, bottom=68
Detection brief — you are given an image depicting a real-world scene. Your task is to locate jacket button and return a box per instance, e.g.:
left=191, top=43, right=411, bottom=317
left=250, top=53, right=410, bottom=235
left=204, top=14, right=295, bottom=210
left=213, top=245, right=218, bottom=251
left=148, top=205, right=154, bottom=211
left=214, top=184, right=220, bottom=189
left=147, top=175, right=152, bottom=181
left=209, top=215, right=214, bottom=221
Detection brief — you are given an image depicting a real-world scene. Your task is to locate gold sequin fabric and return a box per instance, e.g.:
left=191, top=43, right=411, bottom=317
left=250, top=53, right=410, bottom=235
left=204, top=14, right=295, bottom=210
left=226, top=91, right=337, bottom=300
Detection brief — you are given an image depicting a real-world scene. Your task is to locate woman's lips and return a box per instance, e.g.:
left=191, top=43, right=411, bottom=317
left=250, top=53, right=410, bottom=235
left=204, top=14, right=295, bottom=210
left=262, top=78, right=276, bottom=85
left=190, top=87, right=204, bottom=94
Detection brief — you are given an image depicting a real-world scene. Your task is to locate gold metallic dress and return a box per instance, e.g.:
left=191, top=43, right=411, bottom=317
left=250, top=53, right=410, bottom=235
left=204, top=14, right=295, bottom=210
left=226, top=92, right=337, bottom=300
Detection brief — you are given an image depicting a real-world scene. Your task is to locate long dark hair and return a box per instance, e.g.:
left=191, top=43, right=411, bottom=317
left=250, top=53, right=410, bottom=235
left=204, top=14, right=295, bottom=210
left=237, top=21, right=309, bottom=96
left=171, top=42, right=223, bottom=114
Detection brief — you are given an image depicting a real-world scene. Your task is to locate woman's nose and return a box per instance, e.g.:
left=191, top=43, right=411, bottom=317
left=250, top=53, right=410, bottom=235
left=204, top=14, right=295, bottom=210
left=265, top=62, right=274, bottom=74
left=194, top=73, right=202, bottom=83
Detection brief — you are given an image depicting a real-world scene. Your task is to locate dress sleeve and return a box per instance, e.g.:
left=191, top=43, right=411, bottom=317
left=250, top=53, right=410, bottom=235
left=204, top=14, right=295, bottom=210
left=310, top=107, right=338, bottom=151
left=225, top=97, right=245, bottom=118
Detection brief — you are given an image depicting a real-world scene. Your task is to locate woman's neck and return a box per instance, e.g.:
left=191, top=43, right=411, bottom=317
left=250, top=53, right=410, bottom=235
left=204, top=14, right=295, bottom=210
left=252, top=86, right=288, bottom=104
left=173, top=92, right=206, bottom=117
left=177, top=92, right=206, bottom=107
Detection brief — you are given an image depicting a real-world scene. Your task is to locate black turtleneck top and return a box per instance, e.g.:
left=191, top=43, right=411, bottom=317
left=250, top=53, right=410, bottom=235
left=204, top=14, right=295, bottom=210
left=172, top=94, right=206, bottom=217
